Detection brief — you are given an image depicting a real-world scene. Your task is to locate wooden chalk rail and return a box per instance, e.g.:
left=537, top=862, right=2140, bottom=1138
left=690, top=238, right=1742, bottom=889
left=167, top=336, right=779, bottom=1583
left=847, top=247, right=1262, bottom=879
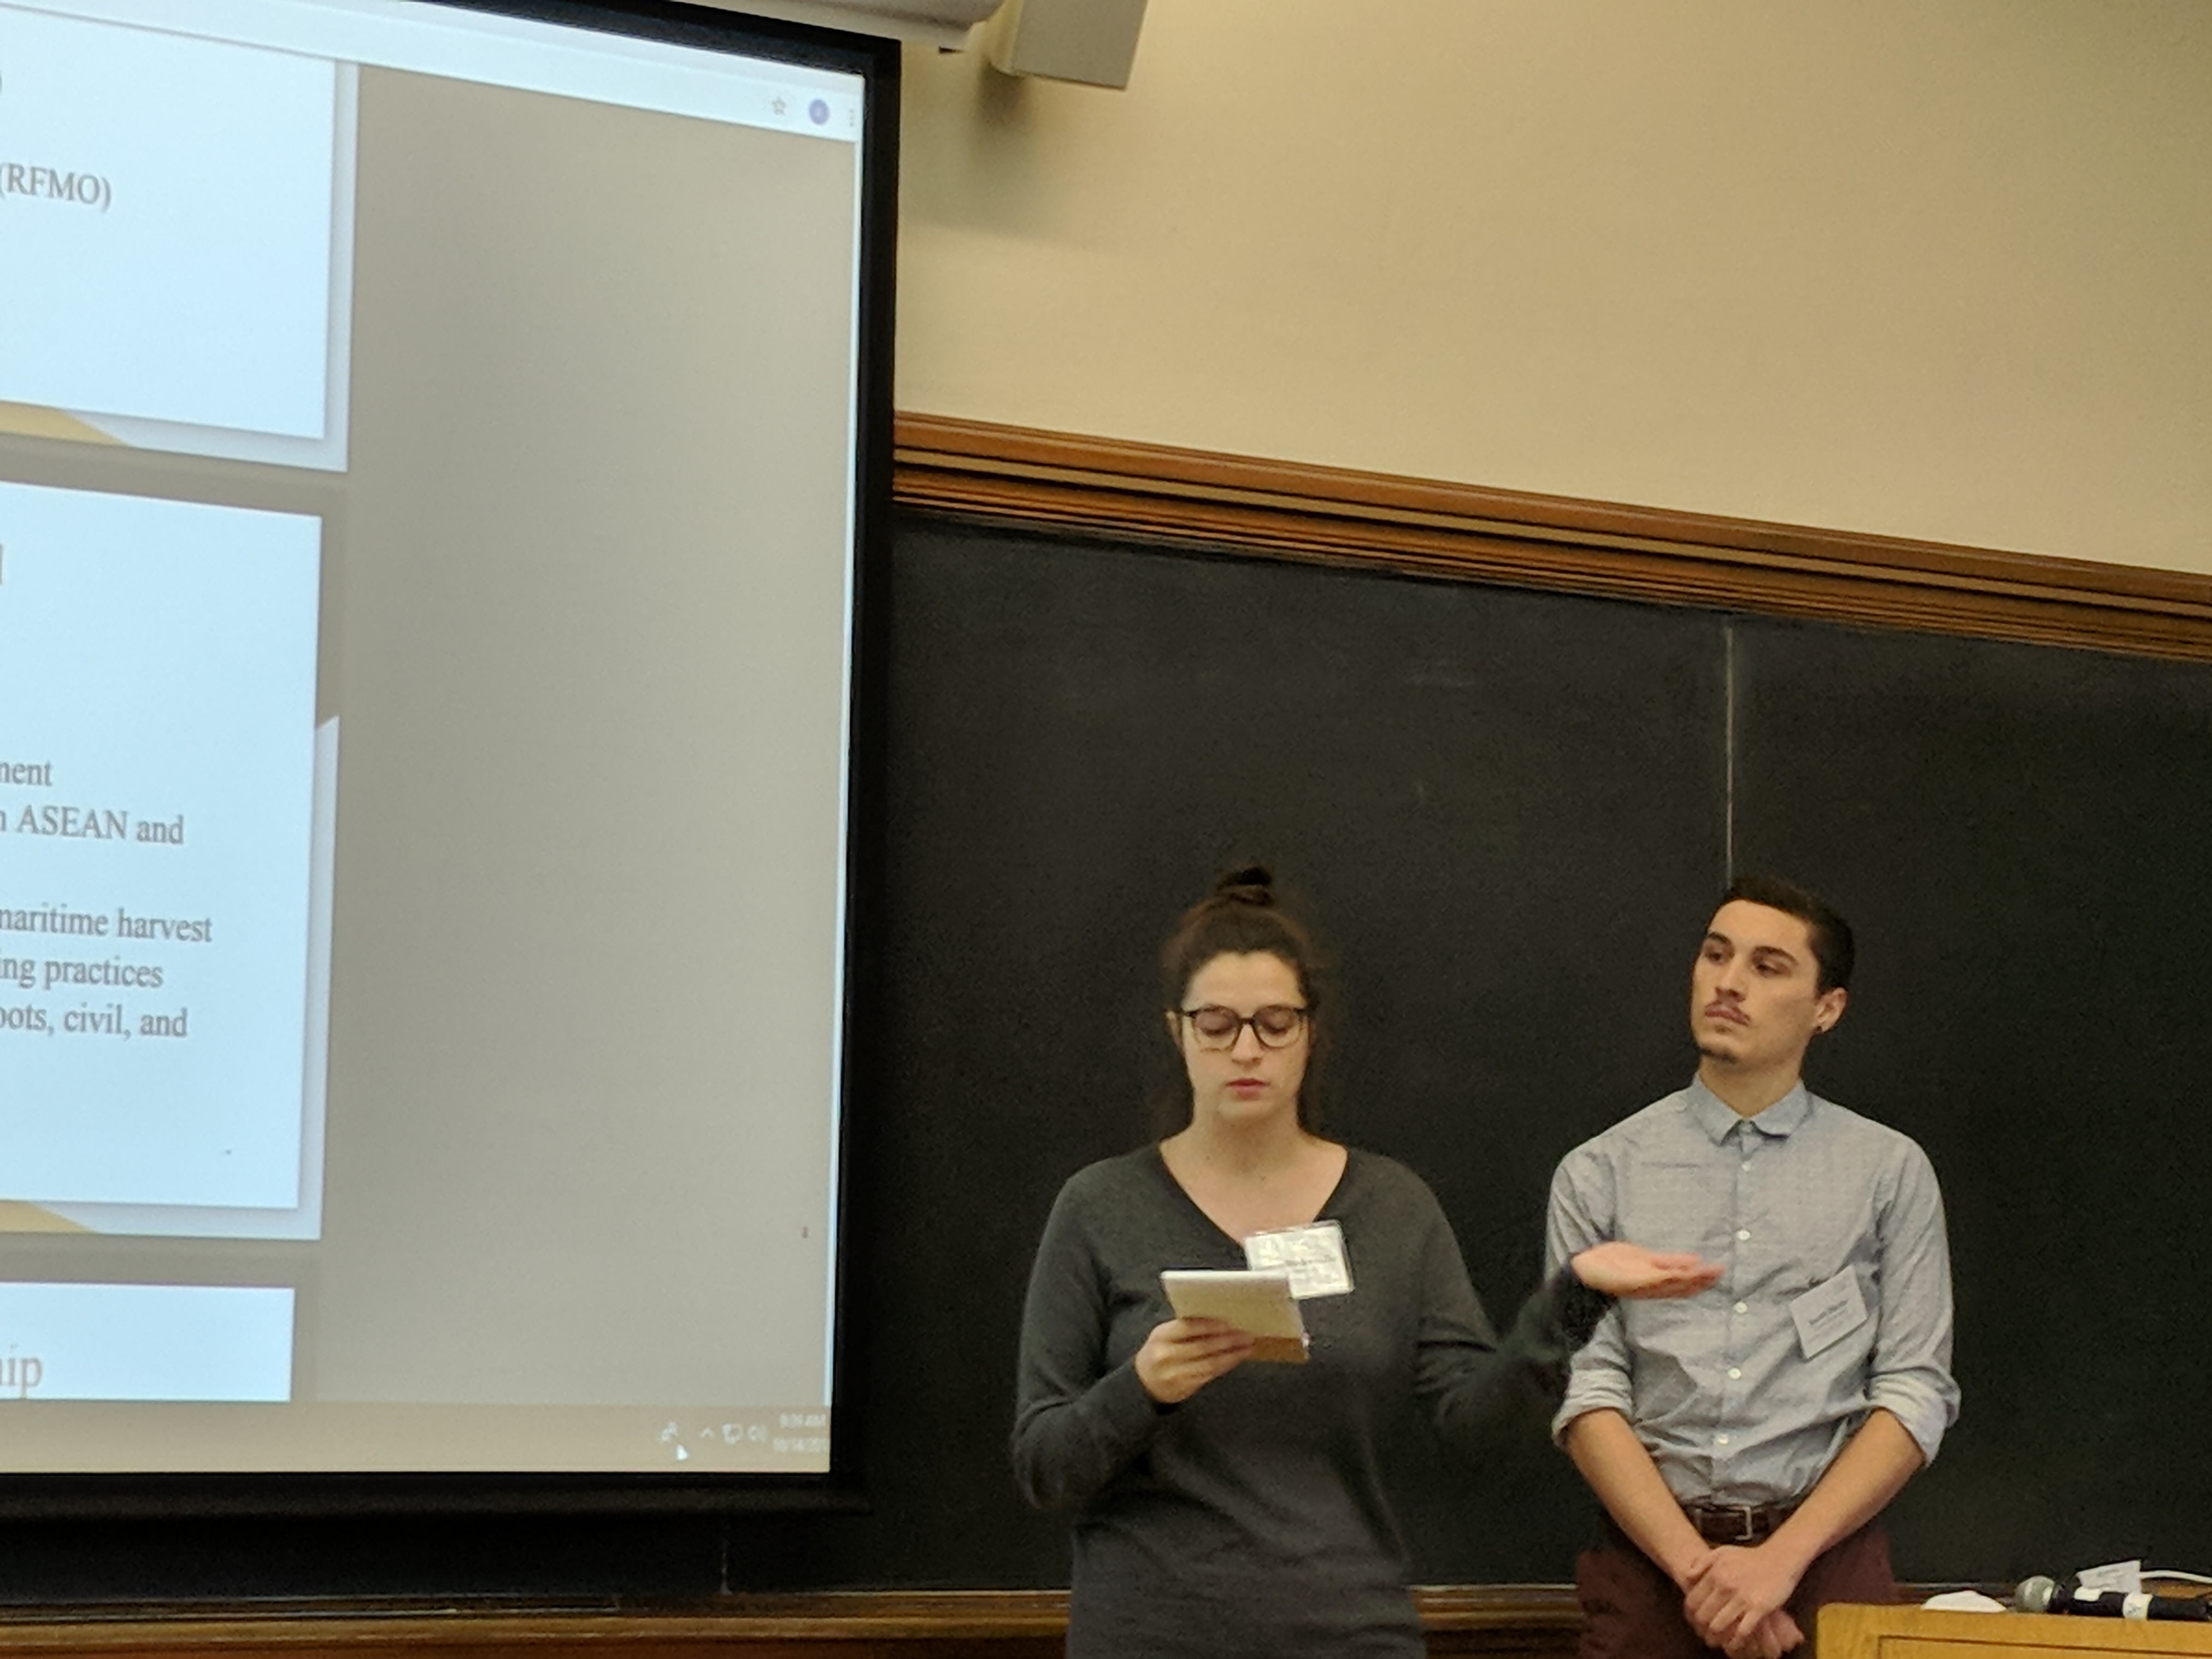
left=892, top=414, right=2212, bottom=663
left=0, top=1587, right=1582, bottom=1658
left=0, top=1587, right=2050, bottom=1655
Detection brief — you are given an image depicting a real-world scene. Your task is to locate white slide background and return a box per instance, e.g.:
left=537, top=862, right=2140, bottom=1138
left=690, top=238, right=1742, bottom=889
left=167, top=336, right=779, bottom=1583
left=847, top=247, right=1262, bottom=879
left=0, top=1282, right=293, bottom=1401
left=0, top=3, right=337, bottom=437
left=0, top=481, right=321, bottom=1209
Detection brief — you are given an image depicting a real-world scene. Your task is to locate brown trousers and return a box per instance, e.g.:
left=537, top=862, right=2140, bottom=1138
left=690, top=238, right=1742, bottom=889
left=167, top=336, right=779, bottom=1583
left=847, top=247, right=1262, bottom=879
left=1574, top=1516, right=1897, bottom=1659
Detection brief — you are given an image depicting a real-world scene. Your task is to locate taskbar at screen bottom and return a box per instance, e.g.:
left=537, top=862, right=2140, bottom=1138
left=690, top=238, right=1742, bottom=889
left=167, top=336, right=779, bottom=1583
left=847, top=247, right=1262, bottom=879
left=0, top=1401, right=832, bottom=1473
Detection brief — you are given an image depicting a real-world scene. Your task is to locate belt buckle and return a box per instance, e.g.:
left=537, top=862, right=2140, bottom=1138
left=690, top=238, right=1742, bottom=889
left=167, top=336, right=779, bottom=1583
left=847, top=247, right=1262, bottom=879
left=1709, top=1502, right=1759, bottom=1544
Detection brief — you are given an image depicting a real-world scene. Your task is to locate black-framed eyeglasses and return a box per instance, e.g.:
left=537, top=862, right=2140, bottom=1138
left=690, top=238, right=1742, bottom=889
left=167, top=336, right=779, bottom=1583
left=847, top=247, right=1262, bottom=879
left=1177, top=1004, right=1309, bottom=1050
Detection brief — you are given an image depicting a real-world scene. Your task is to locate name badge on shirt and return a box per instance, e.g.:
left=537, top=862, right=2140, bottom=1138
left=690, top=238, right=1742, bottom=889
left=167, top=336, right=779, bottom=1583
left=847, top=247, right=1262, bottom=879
left=1789, top=1266, right=1868, bottom=1358
left=1244, top=1221, right=1353, bottom=1299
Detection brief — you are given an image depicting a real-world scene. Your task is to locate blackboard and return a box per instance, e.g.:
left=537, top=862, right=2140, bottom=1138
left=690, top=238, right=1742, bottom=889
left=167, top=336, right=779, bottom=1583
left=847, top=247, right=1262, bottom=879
left=1, top=512, right=2205, bottom=1600
left=1730, top=621, right=2212, bottom=1578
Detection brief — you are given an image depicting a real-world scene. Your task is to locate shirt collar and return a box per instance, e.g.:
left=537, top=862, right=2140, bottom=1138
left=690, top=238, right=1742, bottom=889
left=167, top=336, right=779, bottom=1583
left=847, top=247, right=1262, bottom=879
left=1682, top=1075, right=1814, bottom=1141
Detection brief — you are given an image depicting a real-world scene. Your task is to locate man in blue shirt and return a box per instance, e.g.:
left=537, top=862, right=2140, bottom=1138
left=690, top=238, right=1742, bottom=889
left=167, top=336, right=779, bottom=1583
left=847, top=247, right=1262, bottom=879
left=1546, top=876, right=1958, bottom=1659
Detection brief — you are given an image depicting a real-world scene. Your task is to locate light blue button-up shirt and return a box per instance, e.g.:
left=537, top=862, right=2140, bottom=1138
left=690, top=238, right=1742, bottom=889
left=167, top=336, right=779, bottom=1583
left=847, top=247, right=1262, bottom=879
left=1546, top=1078, right=1958, bottom=1506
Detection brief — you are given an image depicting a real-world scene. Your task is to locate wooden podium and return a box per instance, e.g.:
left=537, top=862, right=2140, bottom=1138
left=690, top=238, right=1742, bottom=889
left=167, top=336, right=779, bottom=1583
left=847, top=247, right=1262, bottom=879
left=1822, top=1603, right=2212, bottom=1657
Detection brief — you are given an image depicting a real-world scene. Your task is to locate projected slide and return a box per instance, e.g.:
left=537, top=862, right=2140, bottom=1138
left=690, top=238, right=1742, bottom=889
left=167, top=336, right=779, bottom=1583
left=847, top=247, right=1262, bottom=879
left=0, top=3, right=354, bottom=468
left=0, top=481, right=324, bottom=1222
left=0, top=1283, right=293, bottom=1402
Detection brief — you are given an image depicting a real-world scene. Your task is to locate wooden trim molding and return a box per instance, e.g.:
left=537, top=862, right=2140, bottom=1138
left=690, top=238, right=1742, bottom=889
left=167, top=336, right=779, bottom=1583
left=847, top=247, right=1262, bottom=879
left=0, top=1587, right=1999, bottom=1657
left=0, top=1588, right=1582, bottom=1658
left=893, top=414, right=2212, bottom=663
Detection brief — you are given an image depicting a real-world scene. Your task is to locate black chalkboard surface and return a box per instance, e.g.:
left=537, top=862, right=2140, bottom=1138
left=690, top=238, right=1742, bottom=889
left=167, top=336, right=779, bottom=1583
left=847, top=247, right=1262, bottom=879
left=863, top=516, right=1726, bottom=1590
left=1730, top=619, right=2212, bottom=1579
left=0, top=512, right=2205, bottom=1600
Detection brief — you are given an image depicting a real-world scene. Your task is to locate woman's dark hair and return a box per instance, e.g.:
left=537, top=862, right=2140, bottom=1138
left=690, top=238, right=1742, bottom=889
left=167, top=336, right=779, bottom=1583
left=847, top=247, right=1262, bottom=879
left=1156, top=865, right=1329, bottom=1132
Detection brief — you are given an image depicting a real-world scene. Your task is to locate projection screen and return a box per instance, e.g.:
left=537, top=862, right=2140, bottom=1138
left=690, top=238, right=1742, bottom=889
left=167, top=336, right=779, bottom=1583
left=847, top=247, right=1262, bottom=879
left=0, top=0, right=893, bottom=1486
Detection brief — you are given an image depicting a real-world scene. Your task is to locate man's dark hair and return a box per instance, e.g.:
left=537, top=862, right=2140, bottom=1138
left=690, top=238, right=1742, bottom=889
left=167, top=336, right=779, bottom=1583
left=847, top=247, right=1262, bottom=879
left=1722, top=874, right=1855, bottom=993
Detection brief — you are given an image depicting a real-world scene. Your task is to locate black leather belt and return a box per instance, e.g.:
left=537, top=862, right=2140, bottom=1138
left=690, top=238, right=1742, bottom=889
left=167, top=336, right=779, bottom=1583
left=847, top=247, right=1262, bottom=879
left=1683, top=1500, right=1801, bottom=1545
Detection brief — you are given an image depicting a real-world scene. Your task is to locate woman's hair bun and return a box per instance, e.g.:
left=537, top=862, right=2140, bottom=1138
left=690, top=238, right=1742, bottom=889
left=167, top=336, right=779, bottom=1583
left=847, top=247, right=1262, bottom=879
left=1215, top=864, right=1275, bottom=905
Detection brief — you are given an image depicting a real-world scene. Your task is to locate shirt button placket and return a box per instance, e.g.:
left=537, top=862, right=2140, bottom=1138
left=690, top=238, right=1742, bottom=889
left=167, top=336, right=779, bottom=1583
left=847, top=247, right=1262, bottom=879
left=1719, top=1123, right=1752, bottom=1460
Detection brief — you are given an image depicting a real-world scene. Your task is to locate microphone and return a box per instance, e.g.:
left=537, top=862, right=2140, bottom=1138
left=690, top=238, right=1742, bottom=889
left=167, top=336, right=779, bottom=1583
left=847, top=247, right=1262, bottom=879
left=2017, top=1575, right=2212, bottom=1622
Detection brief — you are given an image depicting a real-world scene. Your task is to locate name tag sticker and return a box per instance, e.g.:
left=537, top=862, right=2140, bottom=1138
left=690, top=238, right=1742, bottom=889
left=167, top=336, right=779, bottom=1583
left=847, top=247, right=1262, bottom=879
left=1789, top=1267, right=1868, bottom=1358
left=1244, top=1220, right=1352, bottom=1299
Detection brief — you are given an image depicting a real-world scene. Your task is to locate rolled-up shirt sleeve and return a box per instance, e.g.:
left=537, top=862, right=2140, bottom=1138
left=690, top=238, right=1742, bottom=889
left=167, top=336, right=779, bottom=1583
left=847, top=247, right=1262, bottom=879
left=1544, top=1148, right=1633, bottom=1440
left=1864, top=1142, right=1960, bottom=1464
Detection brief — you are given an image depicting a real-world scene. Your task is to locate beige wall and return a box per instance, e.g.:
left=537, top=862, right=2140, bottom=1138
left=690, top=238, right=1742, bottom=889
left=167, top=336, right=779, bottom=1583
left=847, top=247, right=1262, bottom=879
left=897, top=1, right=2212, bottom=574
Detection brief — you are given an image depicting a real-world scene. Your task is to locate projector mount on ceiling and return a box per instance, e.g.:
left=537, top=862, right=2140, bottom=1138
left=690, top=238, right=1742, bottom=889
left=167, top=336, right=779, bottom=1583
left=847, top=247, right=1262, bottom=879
left=696, top=0, right=1149, bottom=89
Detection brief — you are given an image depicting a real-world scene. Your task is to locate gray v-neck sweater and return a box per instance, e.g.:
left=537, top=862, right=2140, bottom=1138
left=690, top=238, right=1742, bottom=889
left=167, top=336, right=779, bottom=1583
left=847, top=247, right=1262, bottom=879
left=1013, top=1144, right=1609, bottom=1657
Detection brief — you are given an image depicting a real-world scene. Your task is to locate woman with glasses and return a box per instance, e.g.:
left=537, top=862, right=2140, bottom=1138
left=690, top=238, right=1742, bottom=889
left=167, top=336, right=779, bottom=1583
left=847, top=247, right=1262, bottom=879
left=1012, top=867, right=1717, bottom=1658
